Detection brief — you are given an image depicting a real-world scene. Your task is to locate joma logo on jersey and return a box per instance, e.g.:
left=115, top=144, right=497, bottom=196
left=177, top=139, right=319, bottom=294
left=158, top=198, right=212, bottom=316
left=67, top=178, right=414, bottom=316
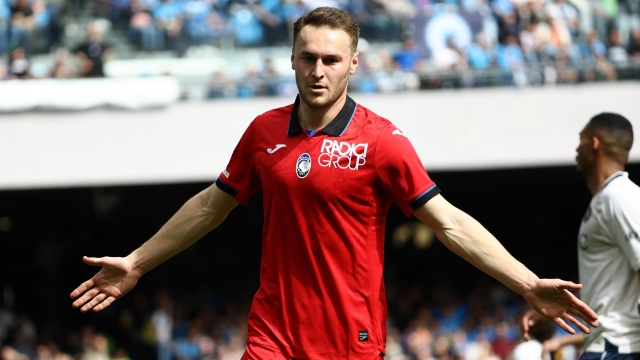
left=318, top=139, right=368, bottom=170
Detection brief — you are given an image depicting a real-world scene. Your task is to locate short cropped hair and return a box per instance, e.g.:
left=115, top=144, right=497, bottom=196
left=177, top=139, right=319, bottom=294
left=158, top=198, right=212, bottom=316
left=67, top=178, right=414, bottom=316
left=585, top=112, right=634, bottom=164
left=528, top=318, right=556, bottom=343
left=292, top=7, right=360, bottom=53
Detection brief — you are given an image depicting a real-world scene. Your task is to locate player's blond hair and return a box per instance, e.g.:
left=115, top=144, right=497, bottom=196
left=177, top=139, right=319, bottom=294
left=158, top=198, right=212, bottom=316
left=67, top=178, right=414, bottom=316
left=292, top=7, right=360, bottom=54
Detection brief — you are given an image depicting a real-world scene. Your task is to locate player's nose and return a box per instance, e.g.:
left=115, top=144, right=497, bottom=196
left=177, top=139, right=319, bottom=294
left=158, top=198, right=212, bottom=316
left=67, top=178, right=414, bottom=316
left=312, top=61, right=325, bottom=79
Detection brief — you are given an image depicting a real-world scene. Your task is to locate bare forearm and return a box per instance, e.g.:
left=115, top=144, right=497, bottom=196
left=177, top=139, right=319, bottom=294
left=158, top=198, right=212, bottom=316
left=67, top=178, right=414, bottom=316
left=556, top=334, right=584, bottom=347
left=127, top=187, right=227, bottom=275
left=435, top=208, right=538, bottom=296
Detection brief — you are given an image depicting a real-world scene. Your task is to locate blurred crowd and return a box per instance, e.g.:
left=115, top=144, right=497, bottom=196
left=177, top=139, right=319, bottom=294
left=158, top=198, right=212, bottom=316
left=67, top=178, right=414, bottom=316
left=0, top=0, right=639, bottom=88
left=93, top=0, right=408, bottom=51
left=0, top=282, right=583, bottom=360
left=1, top=19, right=113, bottom=79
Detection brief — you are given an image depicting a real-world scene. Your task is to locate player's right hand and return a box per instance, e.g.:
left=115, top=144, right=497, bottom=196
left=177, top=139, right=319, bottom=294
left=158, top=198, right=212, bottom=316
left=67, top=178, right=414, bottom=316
left=70, top=256, right=142, bottom=313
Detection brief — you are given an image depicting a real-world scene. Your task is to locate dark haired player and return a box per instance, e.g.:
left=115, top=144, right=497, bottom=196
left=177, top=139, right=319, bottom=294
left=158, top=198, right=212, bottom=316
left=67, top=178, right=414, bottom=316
left=523, top=113, right=639, bottom=359
left=71, top=7, right=599, bottom=360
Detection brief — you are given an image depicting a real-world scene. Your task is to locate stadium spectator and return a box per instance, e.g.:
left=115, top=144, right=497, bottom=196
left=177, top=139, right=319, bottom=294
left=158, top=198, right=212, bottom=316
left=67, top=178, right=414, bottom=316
left=6, top=46, right=30, bottom=79
left=128, top=0, right=164, bottom=51
left=73, top=21, right=114, bottom=77
left=281, top=0, right=305, bottom=41
left=229, top=5, right=264, bottom=46
left=49, top=48, right=71, bottom=78
left=206, top=7, right=227, bottom=42
left=173, top=323, right=203, bottom=360
left=0, top=0, right=9, bottom=53
left=207, top=70, right=232, bottom=98
left=80, top=331, right=109, bottom=360
left=152, top=0, right=183, bottom=51
left=0, top=303, right=15, bottom=346
left=546, top=16, right=572, bottom=54
left=496, top=34, right=525, bottom=70
left=181, top=0, right=215, bottom=47
left=491, top=0, right=519, bottom=43
left=405, top=325, right=434, bottom=359
left=467, top=34, right=493, bottom=70
left=433, top=336, right=456, bottom=359
left=580, top=30, right=617, bottom=81
left=628, top=28, right=640, bottom=58
left=608, top=28, right=629, bottom=65
left=9, top=0, right=35, bottom=50
left=254, top=0, right=289, bottom=46
left=9, top=317, right=37, bottom=359
left=511, top=315, right=555, bottom=360
left=432, top=37, right=467, bottom=70
left=236, top=62, right=262, bottom=97
left=257, top=50, right=281, bottom=95
left=544, top=0, right=580, bottom=38
left=392, top=37, right=423, bottom=71
left=490, top=321, right=516, bottom=359
left=553, top=48, right=579, bottom=83
left=150, top=291, right=173, bottom=360
left=617, top=0, right=640, bottom=45
left=30, top=0, right=53, bottom=50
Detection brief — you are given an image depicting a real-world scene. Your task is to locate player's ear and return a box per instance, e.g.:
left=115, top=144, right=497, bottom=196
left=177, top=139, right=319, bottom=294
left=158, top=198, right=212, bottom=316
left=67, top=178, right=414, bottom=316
left=291, top=47, right=295, bottom=70
left=592, top=135, right=601, bottom=151
left=350, top=51, right=359, bottom=75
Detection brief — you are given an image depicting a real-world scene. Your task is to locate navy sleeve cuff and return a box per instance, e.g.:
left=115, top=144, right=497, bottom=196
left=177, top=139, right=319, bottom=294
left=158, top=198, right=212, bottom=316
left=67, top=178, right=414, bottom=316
left=409, top=185, right=441, bottom=210
left=215, top=178, right=239, bottom=197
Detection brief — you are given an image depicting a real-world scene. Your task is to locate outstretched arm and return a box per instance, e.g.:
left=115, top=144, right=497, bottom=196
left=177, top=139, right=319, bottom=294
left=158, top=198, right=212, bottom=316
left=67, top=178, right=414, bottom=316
left=414, top=194, right=598, bottom=334
left=70, top=183, right=238, bottom=312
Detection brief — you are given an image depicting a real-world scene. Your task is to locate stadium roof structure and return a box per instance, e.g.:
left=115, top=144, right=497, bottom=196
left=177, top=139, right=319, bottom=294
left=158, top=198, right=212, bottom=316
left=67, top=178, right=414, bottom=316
left=1, top=82, right=639, bottom=190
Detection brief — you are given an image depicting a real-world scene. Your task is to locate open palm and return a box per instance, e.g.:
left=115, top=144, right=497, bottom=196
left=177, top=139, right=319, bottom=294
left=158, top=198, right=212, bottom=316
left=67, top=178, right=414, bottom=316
left=70, top=256, right=142, bottom=312
left=523, top=278, right=598, bottom=335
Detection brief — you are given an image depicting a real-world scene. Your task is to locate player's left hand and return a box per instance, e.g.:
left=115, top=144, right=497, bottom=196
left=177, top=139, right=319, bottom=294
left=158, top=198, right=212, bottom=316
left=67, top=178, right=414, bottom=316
left=522, top=279, right=598, bottom=336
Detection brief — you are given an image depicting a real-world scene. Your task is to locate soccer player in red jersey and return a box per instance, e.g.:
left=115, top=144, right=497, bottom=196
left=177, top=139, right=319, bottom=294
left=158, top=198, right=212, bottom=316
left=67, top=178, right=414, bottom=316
left=71, top=7, right=599, bottom=360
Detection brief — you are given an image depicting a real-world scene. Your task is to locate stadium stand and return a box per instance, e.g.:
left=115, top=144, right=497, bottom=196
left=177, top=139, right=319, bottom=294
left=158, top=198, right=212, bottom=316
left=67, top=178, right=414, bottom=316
left=0, top=0, right=638, bottom=100
left=4, top=163, right=640, bottom=359
left=0, top=0, right=639, bottom=358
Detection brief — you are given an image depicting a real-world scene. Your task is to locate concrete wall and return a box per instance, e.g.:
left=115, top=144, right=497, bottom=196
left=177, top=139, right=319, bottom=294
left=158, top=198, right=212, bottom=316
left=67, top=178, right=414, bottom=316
left=2, top=82, right=639, bottom=190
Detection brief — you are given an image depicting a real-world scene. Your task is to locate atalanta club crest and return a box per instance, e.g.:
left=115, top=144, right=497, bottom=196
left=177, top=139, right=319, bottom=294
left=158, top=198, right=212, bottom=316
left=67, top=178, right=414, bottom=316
left=296, top=153, right=311, bottom=178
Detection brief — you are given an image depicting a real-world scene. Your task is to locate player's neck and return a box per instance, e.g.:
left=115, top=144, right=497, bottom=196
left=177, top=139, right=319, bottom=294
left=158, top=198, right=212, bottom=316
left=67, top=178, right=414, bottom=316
left=586, top=159, right=625, bottom=196
left=298, top=94, right=348, bottom=131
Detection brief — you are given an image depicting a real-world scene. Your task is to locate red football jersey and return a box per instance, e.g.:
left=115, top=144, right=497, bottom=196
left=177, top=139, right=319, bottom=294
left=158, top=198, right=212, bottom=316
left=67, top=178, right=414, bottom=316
left=216, top=95, right=439, bottom=359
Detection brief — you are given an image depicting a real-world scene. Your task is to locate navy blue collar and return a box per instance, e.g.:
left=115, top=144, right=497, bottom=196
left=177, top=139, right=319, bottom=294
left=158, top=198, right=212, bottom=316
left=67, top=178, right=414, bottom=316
left=602, top=171, right=625, bottom=189
left=287, top=95, right=357, bottom=137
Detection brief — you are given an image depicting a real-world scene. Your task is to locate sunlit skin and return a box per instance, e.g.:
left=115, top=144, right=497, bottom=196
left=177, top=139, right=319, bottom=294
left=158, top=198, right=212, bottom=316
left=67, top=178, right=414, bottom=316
left=69, top=21, right=600, bottom=341
left=575, top=127, right=624, bottom=196
left=291, top=25, right=359, bottom=131
left=575, top=129, right=594, bottom=176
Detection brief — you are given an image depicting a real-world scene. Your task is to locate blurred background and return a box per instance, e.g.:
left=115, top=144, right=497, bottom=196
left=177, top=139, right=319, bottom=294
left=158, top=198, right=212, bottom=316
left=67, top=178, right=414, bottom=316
left=0, top=0, right=639, bottom=358
left=0, top=0, right=639, bottom=97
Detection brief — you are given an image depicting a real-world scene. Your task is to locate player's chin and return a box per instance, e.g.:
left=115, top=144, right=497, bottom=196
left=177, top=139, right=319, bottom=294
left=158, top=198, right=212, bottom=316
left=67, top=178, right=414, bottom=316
left=303, top=93, right=331, bottom=108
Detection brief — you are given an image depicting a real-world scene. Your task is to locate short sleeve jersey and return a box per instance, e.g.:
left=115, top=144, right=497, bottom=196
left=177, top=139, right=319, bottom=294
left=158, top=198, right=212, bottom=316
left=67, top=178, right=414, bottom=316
left=578, top=172, right=640, bottom=353
left=216, top=95, right=440, bottom=359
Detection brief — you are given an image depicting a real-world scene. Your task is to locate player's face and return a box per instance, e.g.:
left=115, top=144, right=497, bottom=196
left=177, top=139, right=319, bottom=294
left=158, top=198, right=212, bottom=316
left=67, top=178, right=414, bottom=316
left=576, top=129, right=594, bottom=175
left=292, top=25, right=358, bottom=110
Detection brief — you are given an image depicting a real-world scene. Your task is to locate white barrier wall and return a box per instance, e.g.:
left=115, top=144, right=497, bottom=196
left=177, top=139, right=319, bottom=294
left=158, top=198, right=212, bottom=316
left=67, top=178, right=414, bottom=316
left=0, top=77, right=180, bottom=112
left=1, top=82, right=639, bottom=190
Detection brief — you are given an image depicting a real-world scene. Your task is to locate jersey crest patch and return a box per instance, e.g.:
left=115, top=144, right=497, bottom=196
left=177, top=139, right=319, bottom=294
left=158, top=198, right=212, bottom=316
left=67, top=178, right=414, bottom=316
left=579, top=233, right=588, bottom=250
left=583, top=206, right=592, bottom=222
left=296, top=153, right=312, bottom=178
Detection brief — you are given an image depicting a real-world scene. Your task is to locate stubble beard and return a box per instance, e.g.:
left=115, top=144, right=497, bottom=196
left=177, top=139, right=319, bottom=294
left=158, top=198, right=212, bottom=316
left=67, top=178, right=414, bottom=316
left=296, top=70, right=350, bottom=111
left=576, top=154, right=593, bottom=178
